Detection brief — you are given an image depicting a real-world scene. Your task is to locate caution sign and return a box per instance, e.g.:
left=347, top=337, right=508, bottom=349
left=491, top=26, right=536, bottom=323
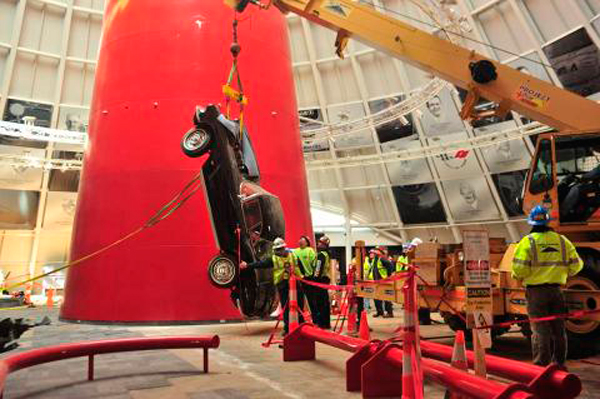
left=474, top=311, right=493, bottom=349
left=466, top=286, right=492, bottom=312
left=465, top=260, right=491, bottom=286
left=463, top=229, right=493, bottom=322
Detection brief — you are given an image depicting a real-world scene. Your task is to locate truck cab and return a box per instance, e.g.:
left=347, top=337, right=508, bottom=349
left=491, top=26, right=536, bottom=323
left=523, top=132, right=600, bottom=241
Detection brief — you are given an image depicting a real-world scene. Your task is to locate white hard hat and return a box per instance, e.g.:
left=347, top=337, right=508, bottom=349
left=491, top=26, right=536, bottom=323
left=410, top=238, right=423, bottom=247
left=273, top=237, right=286, bottom=250
left=319, top=235, right=331, bottom=246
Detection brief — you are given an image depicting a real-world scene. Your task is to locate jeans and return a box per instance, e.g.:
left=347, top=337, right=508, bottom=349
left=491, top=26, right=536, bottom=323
left=526, top=285, right=568, bottom=366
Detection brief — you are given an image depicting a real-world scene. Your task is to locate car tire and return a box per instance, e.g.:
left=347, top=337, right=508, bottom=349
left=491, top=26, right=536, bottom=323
left=181, top=126, right=212, bottom=157
left=208, top=254, right=237, bottom=289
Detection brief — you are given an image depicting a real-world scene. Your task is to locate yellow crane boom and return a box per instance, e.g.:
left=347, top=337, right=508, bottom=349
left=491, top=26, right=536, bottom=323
left=226, top=0, right=600, bottom=132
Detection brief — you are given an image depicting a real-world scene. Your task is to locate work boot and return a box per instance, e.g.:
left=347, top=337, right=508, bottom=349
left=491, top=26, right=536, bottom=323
left=373, top=313, right=383, bottom=318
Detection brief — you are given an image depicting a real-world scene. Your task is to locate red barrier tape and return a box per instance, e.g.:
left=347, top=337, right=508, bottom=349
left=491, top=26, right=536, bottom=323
left=298, top=278, right=353, bottom=291
left=473, top=308, right=600, bottom=330
left=412, top=267, right=600, bottom=330
left=358, top=271, right=412, bottom=285
left=298, top=270, right=413, bottom=291
left=414, top=273, right=468, bottom=324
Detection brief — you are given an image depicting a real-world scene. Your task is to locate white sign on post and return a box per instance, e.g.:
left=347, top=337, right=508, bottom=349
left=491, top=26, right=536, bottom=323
left=474, top=310, right=493, bottom=349
left=463, top=230, right=490, bottom=262
left=463, top=230, right=492, bottom=350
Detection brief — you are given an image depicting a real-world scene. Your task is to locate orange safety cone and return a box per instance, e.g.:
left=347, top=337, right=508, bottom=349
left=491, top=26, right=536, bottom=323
left=445, top=330, right=469, bottom=399
left=451, top=330, right=468, bottom=371
left=289, top=275, right=300, bottom=332
left=359, top=310, right=370, bottom=341
left=46, top=289, right=54, bottom=309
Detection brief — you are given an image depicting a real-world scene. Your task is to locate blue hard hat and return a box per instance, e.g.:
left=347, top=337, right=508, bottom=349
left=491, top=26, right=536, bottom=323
left=528, top=205, right=550, bottom=226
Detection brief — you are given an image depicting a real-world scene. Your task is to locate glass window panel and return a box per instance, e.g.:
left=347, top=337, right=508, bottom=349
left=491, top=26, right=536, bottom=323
left=523, top=0, right=583, bottom=42
left=43, top=191, right=77, bottom=229
left=0, top=189, right=39, bottom=229
left=442, top=177, right=501, bottom=222
left=428, top=132, right=482, bottom=180
left=0, top=145, right=44, bottom=190
left=492, top=170, right=527, bottom=217
left=392, top=183, right=447, bottom=224
left=475, top=124, right=532, bottom=174
left=419, top=88, right=464, bottom=137
left=477, top=1, right=534, bottom=60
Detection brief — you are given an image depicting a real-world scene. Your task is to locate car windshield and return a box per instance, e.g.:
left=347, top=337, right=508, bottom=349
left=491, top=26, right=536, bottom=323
left=243, top=198, right=262, bottom=233
left=241, top=127, right=260, bottom=181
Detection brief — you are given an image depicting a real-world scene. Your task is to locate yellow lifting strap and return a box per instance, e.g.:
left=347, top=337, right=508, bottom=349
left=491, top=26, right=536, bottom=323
left=223, top=16, right=249, bottom=139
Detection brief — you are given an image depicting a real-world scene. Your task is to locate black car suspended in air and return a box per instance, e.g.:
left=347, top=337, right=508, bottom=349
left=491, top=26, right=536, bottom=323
left=181, top=105, right=284, bottom=318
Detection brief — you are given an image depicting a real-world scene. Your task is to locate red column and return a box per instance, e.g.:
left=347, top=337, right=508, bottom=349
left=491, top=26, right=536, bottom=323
left=60, top=0, right=312, bottom=323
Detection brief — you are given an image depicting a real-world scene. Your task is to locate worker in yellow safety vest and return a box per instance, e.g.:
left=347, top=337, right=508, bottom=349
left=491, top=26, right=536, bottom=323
left=511, top=205, right=583, bottom=368
left=310, top=235, right=332, bottom=329
left=396, top=238, right=422, bottom=273
left=241, top=237, right=305, bottom=335
left=294, top=235, right=319, bottom=327
left=364, top=246, right=394, bottom=318
left=396, top=247, right=410, bottom=273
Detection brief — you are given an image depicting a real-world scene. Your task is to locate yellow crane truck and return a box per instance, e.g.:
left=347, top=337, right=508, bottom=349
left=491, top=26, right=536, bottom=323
left=227, top=0, right=600, bottom=355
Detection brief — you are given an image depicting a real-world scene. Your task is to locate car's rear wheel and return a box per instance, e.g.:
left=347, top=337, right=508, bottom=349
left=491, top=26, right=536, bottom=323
left=181, top=127, right=212, bottom=157
left=208, top=254, right=237, bottom=288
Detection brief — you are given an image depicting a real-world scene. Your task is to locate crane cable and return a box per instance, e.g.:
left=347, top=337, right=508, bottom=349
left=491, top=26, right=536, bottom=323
left=223, top=12, right=249, bottom=142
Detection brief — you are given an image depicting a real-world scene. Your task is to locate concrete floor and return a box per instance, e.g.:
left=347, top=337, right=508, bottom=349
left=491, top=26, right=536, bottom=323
left=1, top=307, right=599, bottom=398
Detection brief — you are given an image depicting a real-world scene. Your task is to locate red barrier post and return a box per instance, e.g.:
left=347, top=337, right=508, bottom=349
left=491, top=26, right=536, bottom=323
left=347, top=268, right=357, bottom=335
left=285, top=324, right=535, bottom=399
left=419, top=341, right=582, bottom=399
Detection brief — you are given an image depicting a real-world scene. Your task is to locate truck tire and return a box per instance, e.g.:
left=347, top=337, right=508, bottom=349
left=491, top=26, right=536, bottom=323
left=564, top=251, right=600, bottom=358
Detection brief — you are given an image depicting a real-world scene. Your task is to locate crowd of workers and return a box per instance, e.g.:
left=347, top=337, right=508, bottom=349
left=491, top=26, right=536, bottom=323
left=241, top=235, right=424, bottom=335
left=241, top=204, right=584, bottom=369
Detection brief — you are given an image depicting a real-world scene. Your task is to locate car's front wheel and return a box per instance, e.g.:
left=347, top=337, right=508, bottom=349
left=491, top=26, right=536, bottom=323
left=181, top=127, right=212, bottom=157
left=208, top=254, right=237, bottom=288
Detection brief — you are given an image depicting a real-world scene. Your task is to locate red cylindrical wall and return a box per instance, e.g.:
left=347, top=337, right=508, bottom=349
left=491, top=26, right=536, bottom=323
left=60, top=0, right=312, bottom=323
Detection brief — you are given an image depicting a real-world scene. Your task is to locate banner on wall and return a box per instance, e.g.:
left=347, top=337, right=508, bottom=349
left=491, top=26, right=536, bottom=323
left=0, top=121, right=88, bottom=146
left=543, top=27, right=600, bottom=97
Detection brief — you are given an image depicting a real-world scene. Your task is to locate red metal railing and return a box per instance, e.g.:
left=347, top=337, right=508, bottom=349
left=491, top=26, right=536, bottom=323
left=283, top=324, right=582, bottom=399
left=419, top=340, right=581, bottom=399
left=0, top=335, right=220, bottom=395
